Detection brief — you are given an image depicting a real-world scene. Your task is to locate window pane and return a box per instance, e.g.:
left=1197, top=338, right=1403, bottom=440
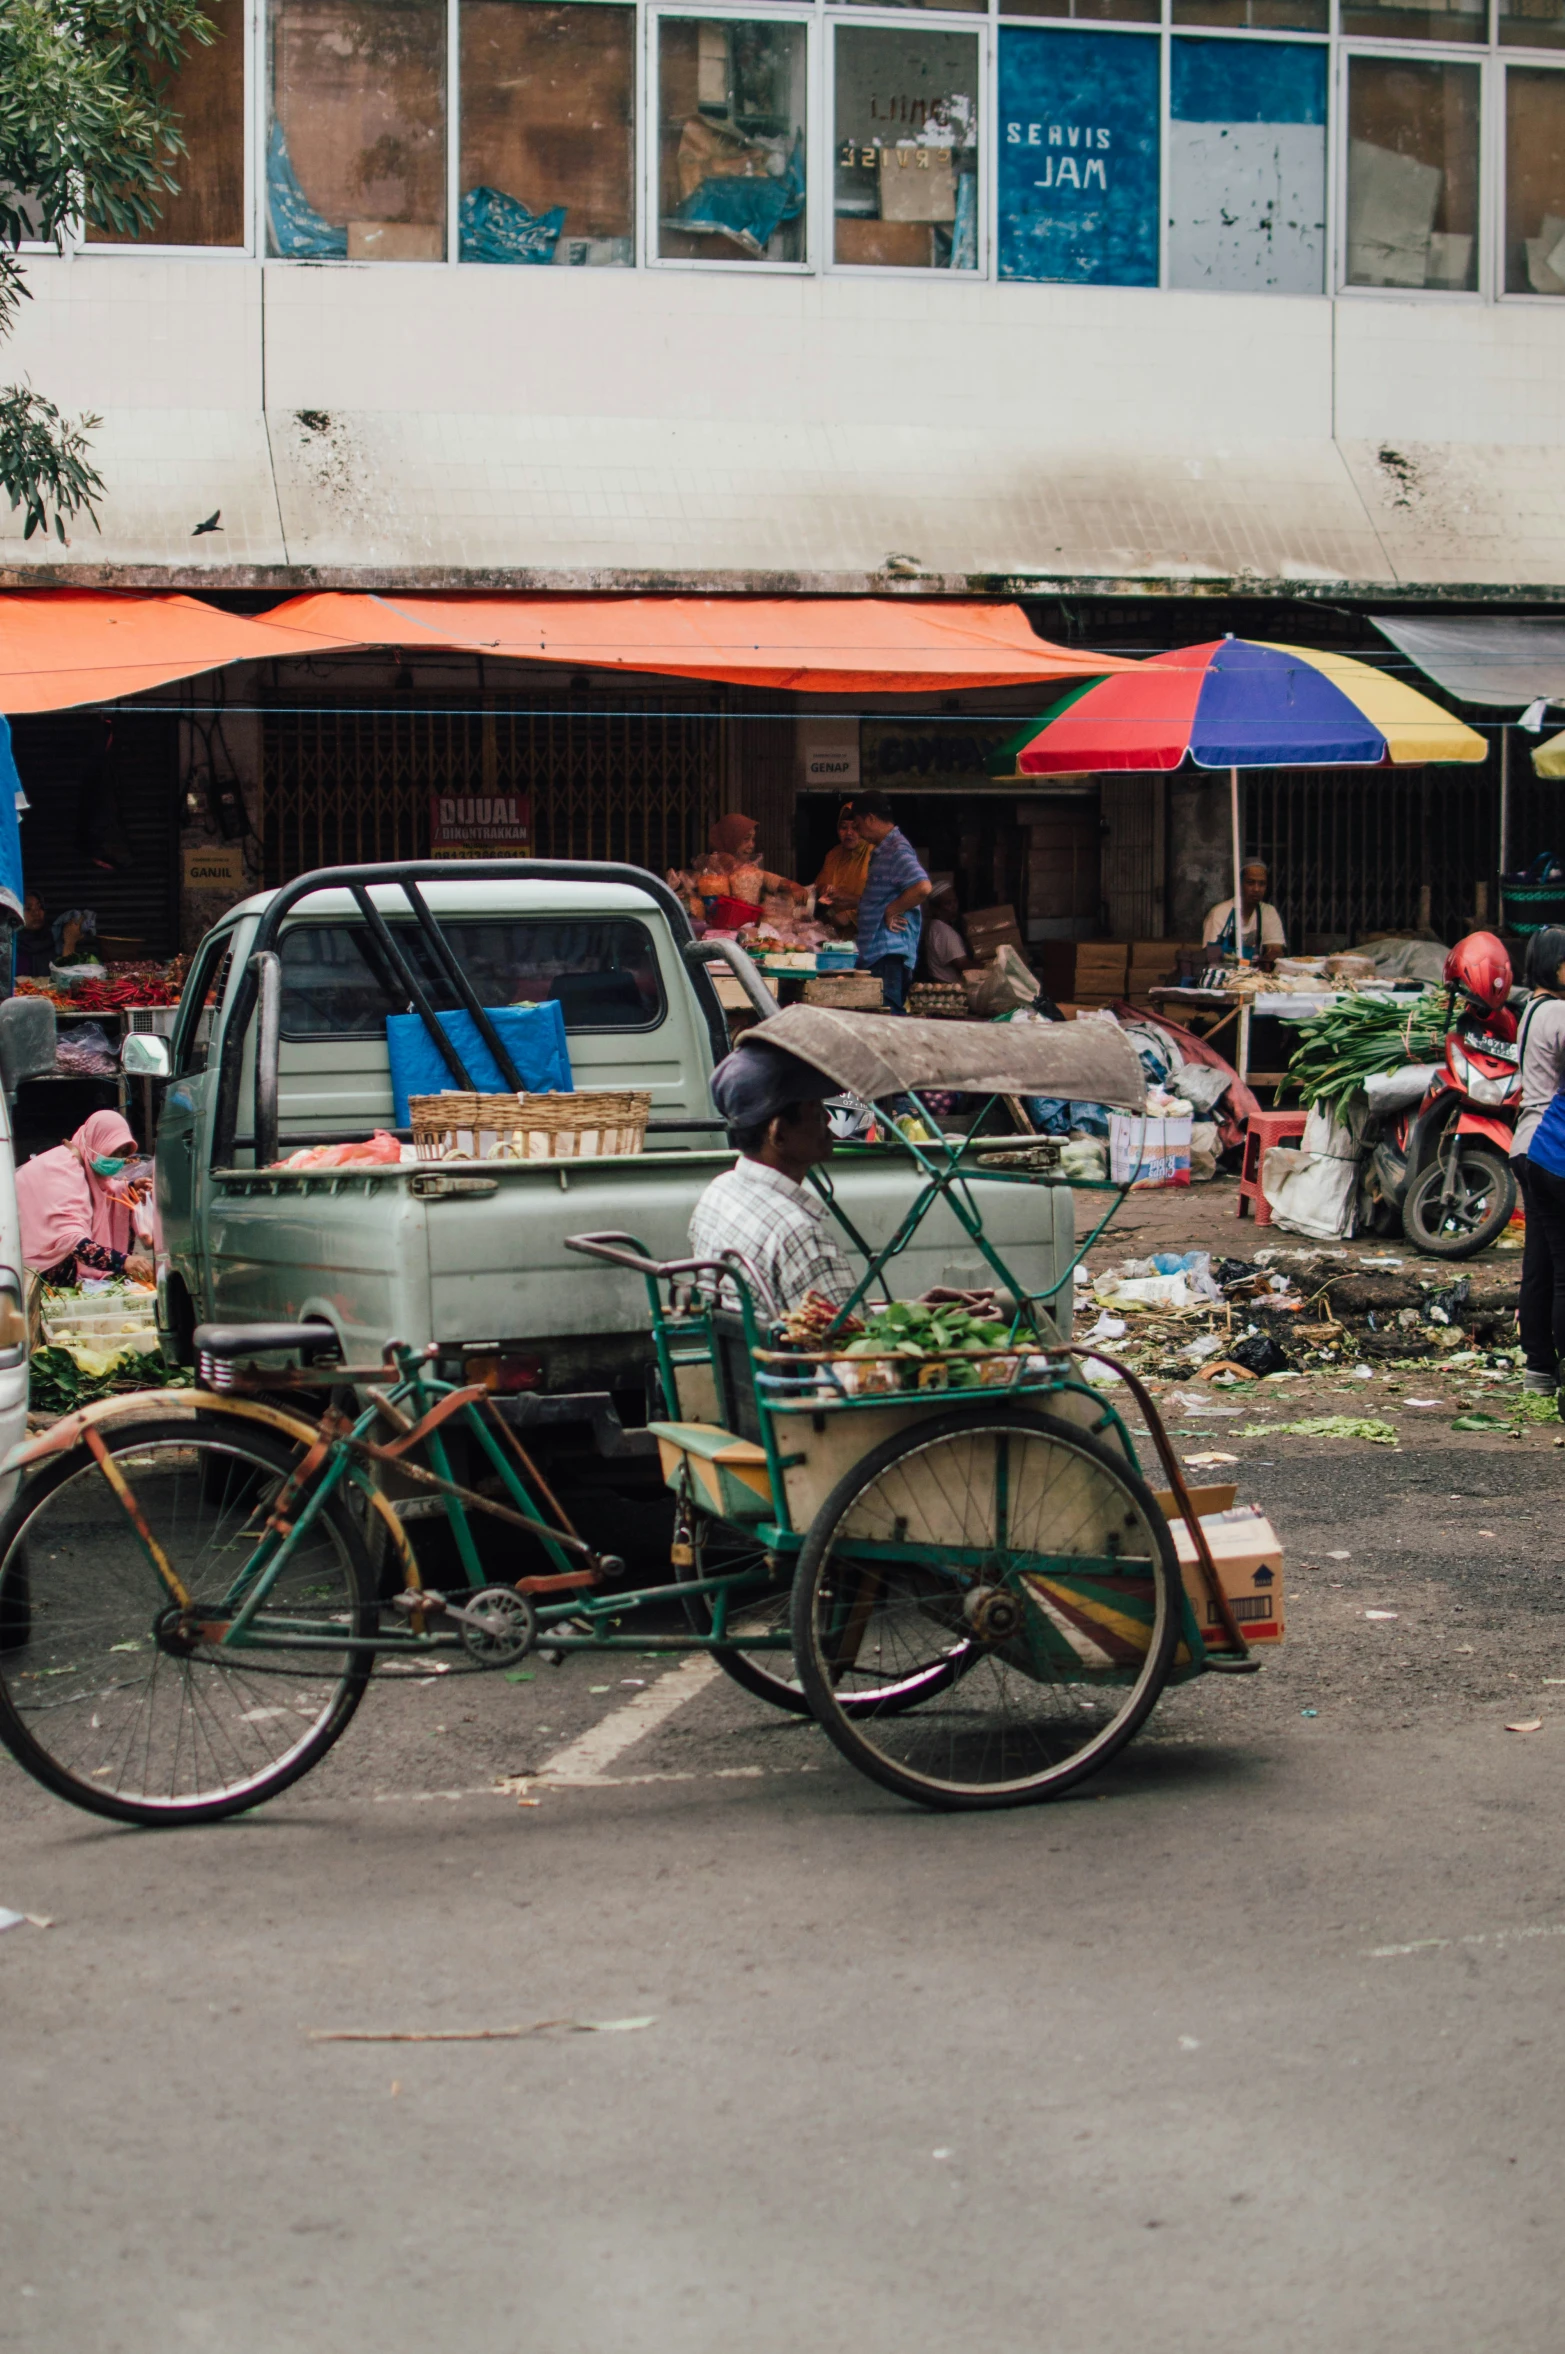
left=1340, top=0, right=1485, bottom=40
left=1500, top=0, right=1565, bottom=47
left=996, top=27, right=1158, bottom=283
left=834, top=26, right=979, bottom=268
left=833, top=0, right=986, bottom=15
left=279, top=921, right=666, bottom=1035
left=460, top=2, right=634, bottom=265
left=1346, top=57, right=1479, bottom=291
left=1168, top=39, right=1325, bottom=292
left=1172, top=0, right=1326, bottom=29
left=1507, top=68, right=1565, bottom=290
left=1003, top=0, right=1159, bottom=24
left=268, top=0, right=447, bottom=260
left=658, top=17, right=807, bottom=263
left=87, top=0, right=246, bottom=246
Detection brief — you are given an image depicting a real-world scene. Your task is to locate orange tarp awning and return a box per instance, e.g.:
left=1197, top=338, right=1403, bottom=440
left=0, top=589, right=1137, bottom=711
left=0, top=590, right=339, bottom=714
left=254, top=593, right=1139, bottom=693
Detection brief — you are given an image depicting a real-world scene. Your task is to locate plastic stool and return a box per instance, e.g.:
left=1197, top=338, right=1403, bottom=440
left=1237, top=1110, right=1307, bottom=1225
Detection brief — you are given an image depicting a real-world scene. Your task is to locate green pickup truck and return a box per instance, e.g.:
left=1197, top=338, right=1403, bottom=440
left=137, top=860, right=1073, bottom=1558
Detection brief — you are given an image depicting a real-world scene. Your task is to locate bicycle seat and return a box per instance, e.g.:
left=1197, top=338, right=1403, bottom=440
left=193, top=1322, right=341, bottom=1361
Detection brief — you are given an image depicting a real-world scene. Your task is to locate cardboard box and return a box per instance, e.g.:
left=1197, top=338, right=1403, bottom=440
left=966, top=904, right=1028, bottom=960
left=347, top=221, right=443, bottom=261
left=1109, top=1109, right=1192, bottom=1187
left=1163, top=1503, right=1285, bottom=1646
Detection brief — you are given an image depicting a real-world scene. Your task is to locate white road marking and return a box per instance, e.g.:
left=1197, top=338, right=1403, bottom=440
left=532, top=1653, right=721, bottom=1785
left=1366, top=1920, right=1565, bottom=1959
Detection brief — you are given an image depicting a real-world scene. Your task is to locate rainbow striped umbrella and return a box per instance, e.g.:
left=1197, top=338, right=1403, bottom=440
left=1004, top=637, right=1485, bottom=960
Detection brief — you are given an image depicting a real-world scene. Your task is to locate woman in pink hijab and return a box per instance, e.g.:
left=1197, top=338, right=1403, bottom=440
left=16, top=1110, right=152, bottom=1286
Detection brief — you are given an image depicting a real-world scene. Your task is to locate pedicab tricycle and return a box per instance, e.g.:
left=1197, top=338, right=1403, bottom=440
left=0, top=1006, right=1271, bottom=1822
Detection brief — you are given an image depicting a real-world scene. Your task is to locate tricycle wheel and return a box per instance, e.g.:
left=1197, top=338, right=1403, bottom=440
left=679, top=1516, right=969, bottom=1718
left=678, top=1517, right=811, bottom=1714
left=791, top=1407, right=1181, bottom=1811
left=1402, top=1140, right=1516, bottom=1258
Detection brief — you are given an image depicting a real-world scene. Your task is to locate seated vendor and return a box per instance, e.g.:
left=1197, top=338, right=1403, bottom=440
left=812, top=806, right=874, bottom=933
left=921, top=881, right=970, bottom=985
left=14, top=894, right=54, bottom=979
left=690, top=1039, right=854, bottom=1315
left=1202, top=863, right=1286, bottom=965
left=17, top=1111, right=154, bottom=1288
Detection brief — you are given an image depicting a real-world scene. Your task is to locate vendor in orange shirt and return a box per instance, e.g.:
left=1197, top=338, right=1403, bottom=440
left=811, top=805, right=874, bottom=935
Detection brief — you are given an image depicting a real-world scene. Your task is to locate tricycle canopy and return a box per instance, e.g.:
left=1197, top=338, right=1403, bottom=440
left=735, top=1005, right=1147, bottom=1113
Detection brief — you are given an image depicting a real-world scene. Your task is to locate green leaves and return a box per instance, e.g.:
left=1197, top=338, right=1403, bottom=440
left=0, top=386, right=104, bottom=540
left=0, top=0, right=213, bottom=538
left=1283, top=989, right=1448, bottom=1120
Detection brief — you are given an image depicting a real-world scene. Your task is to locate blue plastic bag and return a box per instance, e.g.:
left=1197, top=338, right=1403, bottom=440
left=459, top=185, right=567, bottom=264
left=386, top=1004, right=572, bottom=1128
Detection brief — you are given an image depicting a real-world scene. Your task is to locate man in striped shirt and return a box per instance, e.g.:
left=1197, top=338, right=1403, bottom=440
left=851, top=793, right=931, bottom=1014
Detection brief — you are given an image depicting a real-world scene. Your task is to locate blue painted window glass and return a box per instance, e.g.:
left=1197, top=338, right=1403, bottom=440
left=1168, top=38, right=1327, bottom=293
left=997, top=28, right=1159, bottom=286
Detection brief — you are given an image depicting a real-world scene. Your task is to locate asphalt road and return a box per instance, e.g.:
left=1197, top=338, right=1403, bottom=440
left=4, top=1435, right=1564, bottom=2354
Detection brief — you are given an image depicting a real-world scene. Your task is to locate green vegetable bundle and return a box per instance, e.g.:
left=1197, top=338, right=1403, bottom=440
left=28, top=1344, right=190, bottom=1419
left=1282, top=988, right=1447, bottom=1119
left=846, top=1300, right=1015, bottom=1358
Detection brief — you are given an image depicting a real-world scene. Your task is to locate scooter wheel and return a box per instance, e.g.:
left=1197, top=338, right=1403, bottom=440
left=1403, top=1141, right=1516, bottom=1259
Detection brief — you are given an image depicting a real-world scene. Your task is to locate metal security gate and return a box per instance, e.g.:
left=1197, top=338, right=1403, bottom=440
left=260, top=693, right=725, bottom=887
left=1246, top=765, right=1499, bottom=950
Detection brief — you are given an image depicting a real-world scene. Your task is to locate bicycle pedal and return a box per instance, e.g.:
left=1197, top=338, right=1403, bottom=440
left=391, top=1588, right=446, bottom=1617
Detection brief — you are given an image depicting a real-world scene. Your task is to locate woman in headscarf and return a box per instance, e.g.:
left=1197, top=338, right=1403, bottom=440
left=694, top=813, right=805, bottom=927
left=17, top=1111, right=153, bottom=1287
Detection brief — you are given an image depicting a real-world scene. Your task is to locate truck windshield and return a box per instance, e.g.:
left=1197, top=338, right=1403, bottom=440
left=279, top=919, right=665, bottom=1038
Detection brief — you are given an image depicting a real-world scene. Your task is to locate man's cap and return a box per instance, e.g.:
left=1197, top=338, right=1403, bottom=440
left=711, top=1040, right=837, bottom=1128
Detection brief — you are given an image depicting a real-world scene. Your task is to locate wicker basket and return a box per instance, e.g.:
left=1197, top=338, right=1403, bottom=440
left=410, top=1090, right=652, bottom=1162
left=801, top=971, right=884, bottom=1010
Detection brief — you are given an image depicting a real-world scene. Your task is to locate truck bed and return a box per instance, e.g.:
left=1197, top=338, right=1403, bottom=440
left=202, top=1146, right=1076, bottom=1372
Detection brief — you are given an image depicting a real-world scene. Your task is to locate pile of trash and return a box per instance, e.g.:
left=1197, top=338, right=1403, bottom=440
left=1074, top=1245, right=1523, bottom=1388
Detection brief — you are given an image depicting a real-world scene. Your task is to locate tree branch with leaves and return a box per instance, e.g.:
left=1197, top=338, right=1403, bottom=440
left=0, top=0, right=215, bottom=543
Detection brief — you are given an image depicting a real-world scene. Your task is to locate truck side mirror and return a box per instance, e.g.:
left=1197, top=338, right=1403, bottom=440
left=0, top=995, right=56, bottom=1095
left=122, top=1031, right=173, bottom=1081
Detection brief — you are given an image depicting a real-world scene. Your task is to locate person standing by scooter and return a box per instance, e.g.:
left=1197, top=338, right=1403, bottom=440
left=1511, top=925, right=1565, bottom=1396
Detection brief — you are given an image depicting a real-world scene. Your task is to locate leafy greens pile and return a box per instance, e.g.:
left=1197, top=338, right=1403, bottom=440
left=1282, top=989, right=1447, bottom=1120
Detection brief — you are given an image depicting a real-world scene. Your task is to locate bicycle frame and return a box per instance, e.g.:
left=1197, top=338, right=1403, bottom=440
left=133, top=1346, right=794, bottom=1663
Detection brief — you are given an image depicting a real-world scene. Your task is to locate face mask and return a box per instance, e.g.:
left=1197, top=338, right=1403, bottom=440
left=90, top=1155, right=127, bottom=1178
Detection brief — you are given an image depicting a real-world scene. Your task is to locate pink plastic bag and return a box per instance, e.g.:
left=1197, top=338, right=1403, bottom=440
left=278, top=1130, right=403, bottom=1171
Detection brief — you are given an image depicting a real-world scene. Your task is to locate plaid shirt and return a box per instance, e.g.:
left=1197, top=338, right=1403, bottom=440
left=857, top=826, right=927, bottom=968
left=688, top=1158, right=855, bottom=1317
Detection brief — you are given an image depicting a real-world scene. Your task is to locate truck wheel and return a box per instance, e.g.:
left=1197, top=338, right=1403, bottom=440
left=1403, top=1142, right=1516, bottom=1259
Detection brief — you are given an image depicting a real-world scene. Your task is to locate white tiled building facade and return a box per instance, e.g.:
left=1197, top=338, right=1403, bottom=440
left=5, top=0, right=1565, bottom=589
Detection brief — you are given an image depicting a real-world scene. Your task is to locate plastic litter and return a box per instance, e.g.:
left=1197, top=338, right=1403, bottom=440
left=1505, top=1720, right=1544, bottom=1734
left=1228, top=1332, right=1291, bottom=1378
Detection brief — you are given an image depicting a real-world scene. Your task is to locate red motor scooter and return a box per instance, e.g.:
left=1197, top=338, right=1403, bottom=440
left=1365, top=932, right=1521, bottom=1259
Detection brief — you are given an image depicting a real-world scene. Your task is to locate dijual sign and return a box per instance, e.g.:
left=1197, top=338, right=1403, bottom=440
left=997, top=27, right=1159, bottom=286
left=429, top=792, right=532, bottom=854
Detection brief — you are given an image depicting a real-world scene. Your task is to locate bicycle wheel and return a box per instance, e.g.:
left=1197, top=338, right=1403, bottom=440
left=0, top=1415, right=376, bottom=1826
left=677, top=1511, right=811, bottom=1714
left=791, top=1407, right=1181, bottom=1811
left=678, top=1506, right=975, bottom=1719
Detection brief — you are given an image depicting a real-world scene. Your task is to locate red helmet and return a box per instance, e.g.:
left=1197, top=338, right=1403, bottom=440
left=1444, top=931, right=1513, bottom=1015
